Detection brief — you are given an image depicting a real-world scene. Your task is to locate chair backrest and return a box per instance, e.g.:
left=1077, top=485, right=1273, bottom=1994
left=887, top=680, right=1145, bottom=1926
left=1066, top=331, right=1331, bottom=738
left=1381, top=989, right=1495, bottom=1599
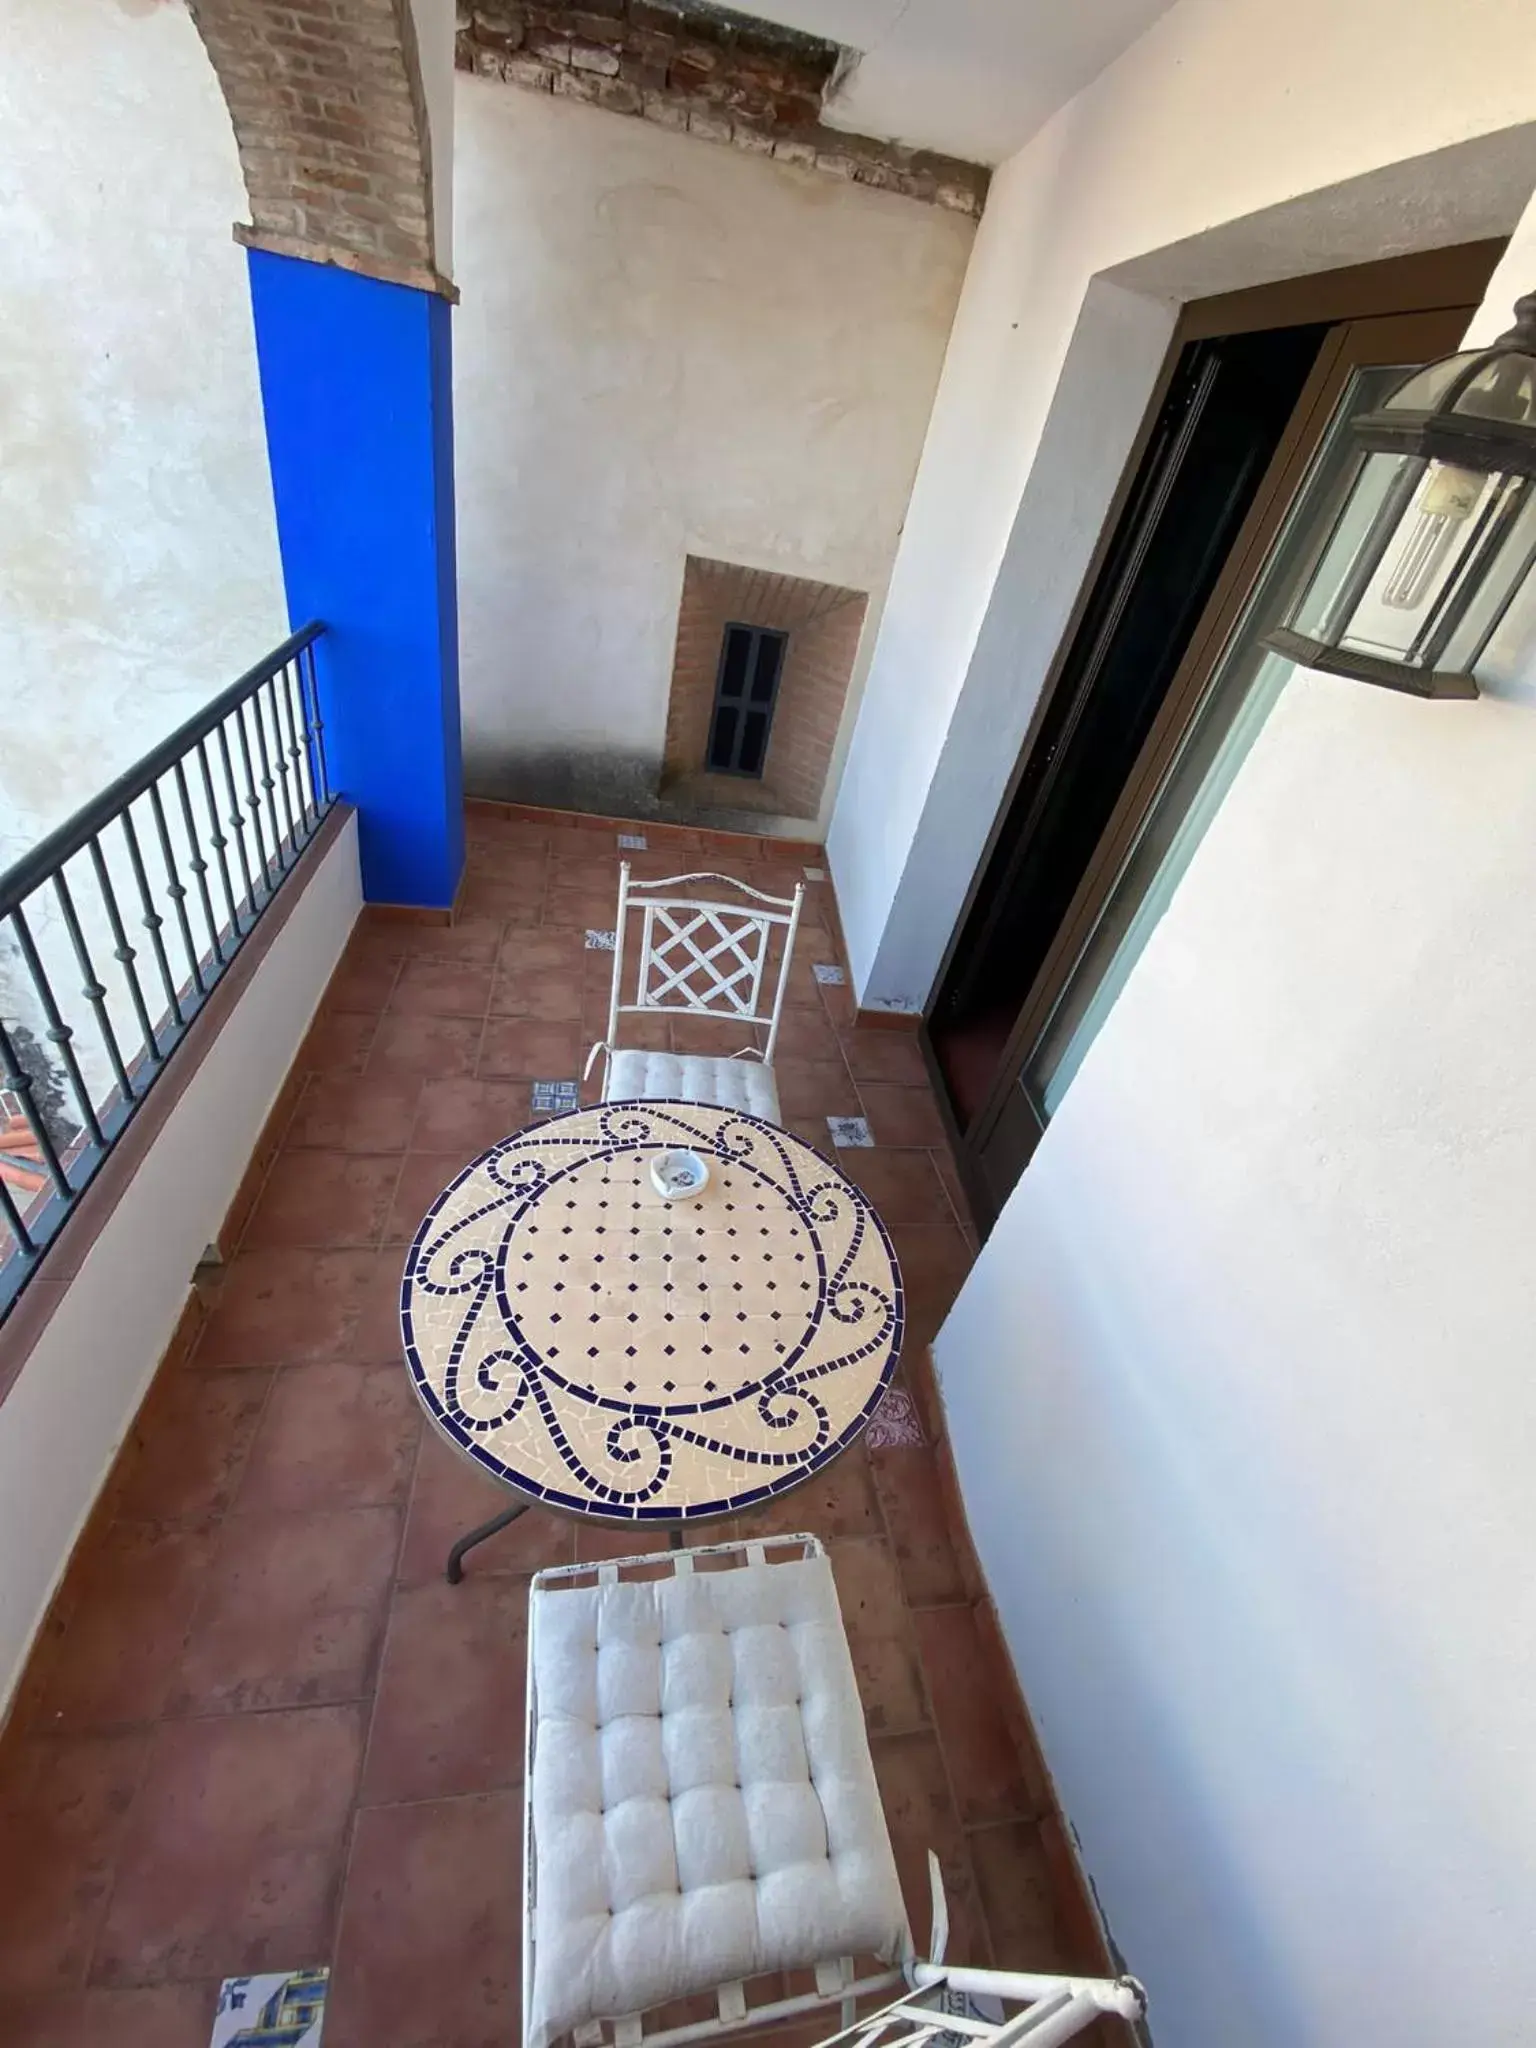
left=604, top=862, right=805, bottom=1066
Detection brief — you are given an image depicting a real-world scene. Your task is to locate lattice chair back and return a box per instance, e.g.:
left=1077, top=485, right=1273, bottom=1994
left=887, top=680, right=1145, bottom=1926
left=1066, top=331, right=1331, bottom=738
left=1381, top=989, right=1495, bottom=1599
left=588, top=862, right=805, bottom=1099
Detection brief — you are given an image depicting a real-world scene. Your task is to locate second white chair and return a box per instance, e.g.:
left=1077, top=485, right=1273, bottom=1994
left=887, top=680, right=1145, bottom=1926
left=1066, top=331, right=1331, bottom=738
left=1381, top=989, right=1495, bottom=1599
left=585, top=861, right=805, bottom=1123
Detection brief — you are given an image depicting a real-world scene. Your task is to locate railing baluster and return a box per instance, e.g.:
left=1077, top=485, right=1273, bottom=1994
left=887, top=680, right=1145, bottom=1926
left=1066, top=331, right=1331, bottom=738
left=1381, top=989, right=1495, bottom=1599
left=275, top=660, right=312, bottom=830
left=0, top=1015, right=74, bottom=1200
left=88, top=837, right=161, bottom=1069
left=8, top=908, right=104, bottom=1151
left=0, top=1173, right=34, bottom=1261
left=261, top=677, right=297, bottom=859
left=215, top=720, right=258, bottom=920
left=51, top=869, right=135, bottom=1105
left=198, top=734, right=242, bottom=941
left=120, top=808, right=183, bottom=1031
left=250, top=686, right=287, bottom=871
left=233, top=700, right=275, bottom=894
left=175, top=756, right=224, bottom=969
left=300, top=641, right=330, bottom=802
left=148, top=781, right=205, bottom=998
left=0, top=622, right=330, bottom=1318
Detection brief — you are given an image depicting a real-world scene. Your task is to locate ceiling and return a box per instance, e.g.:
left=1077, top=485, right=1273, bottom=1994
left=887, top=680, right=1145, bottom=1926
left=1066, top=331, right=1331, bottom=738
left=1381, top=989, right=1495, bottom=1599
left=738, top=0, right=1177, bottom=166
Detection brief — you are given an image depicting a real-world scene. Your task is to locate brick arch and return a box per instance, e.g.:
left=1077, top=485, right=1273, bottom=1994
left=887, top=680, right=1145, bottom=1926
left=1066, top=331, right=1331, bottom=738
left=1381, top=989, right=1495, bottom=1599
left=186, top=0, right=446, bottom=294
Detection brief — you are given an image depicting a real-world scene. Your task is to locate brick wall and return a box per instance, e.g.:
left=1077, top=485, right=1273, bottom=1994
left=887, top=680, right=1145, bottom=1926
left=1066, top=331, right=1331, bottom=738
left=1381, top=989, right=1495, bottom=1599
left=663, top=556, right=867, bottom=823
left=458, top=0, right=990, bottom=216
left=188, top=0, right=446, bottom=293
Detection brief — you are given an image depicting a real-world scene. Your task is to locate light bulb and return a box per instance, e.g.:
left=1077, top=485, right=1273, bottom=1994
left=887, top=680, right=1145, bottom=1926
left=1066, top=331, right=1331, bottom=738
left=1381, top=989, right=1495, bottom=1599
left=1382, top=462, right=1483, bottom=609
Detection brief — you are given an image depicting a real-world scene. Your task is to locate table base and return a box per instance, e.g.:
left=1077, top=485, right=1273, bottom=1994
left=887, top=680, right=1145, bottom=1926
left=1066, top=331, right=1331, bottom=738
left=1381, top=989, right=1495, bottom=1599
left=445, top=1502, right=530, bottom=1584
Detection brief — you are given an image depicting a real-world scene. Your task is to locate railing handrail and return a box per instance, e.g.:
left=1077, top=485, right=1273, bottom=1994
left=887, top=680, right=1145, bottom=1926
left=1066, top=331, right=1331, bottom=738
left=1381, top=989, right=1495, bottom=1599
left=0, top=621, right=325, bottom=918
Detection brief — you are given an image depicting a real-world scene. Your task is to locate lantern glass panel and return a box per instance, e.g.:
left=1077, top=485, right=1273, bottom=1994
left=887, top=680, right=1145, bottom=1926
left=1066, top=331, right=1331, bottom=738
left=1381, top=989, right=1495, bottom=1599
left=1293, top=451, right=1514, bottom=670
left=1437, top=476, right=1536, bottom=670
left=1449, top=350, right=1536, bottom=425
left=1385, top=352, right=1482, bottom=414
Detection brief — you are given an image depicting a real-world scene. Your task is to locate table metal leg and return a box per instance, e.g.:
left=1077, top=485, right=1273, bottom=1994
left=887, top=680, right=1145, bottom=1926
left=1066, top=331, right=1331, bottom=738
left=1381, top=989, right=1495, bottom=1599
left=446, top=1502, right=531, bottom=1584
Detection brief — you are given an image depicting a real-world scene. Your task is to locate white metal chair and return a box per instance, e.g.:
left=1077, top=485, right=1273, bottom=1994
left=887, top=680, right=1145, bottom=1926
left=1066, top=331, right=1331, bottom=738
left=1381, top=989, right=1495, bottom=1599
left=522, top=1537, right=1147, bottom=2048
left=584, top=863, right=804, bottom=1123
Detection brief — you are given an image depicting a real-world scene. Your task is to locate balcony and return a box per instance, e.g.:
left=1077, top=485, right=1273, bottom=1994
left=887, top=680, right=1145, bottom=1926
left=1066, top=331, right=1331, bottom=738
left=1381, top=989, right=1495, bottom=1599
left=0, top=784, right=1115, bottom=2048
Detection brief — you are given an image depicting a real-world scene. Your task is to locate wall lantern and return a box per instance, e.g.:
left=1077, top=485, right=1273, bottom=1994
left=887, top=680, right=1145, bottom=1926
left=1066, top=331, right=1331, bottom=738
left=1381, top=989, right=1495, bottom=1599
left=1265, top=292, right=1536, bottom=698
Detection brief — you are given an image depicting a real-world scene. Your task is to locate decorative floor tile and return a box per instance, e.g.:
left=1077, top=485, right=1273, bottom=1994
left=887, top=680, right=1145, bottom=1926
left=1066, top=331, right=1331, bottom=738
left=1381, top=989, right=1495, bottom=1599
left=584, top=929, right=617, bottom=950
left=864, top=1385, right=926, bottom=1449
left=803, top=865, right=826, bottom=880
left=211, top=1968, right=328, bottom=2045
left=530, top=1079, right=579, bottom=1113
left=813, top=962, right=846, bottom=985
left=617, top=833, right=647, bottom=849
left=827, top=1114, right=874, bottom=1148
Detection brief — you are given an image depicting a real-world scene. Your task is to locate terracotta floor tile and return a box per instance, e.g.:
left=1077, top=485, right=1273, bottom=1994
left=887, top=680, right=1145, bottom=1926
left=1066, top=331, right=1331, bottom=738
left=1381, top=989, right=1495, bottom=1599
left=967, top=1820, right=1069, bottom=1971
left=840, top=1149, right=955, bottom=1229
left=387, top=957, right=495, bottom=1018
left=194, top=1249, right=375, bottom=1366
left=366, top=1012, right=483, bottom=1079
left=386, top=1149, right=468, bottom=1244
left=857, top=1084, right=950, bottom=1148
left=344, top=1249, right=414, bottom=1365
left=299, top=1008, right=375, bottom=1076
left=550, top=852, right=625, bottom=891
left=495, top=928, right=585, bottom=975
left=325, top=1793, right=521, bottom=2048
left=398, top=1433, right=571, bottom=1585
left=362, top=1576, right=529, bottom=1805
left=772, top=1060, right=863, bottom=1120
left=869, top=1731, right=991, bottom=1966
left=868, top=1446, right=968, bottom=1608
left=478, top=1016, right=583, bottom=1080
left=413, top=1077, right=537, bottom=1156
left=167, top=1507, right=398, bottom=1717
left=827, top=1537, right=929, bottom=1739
left=572, top=1518, right=679, bottom=1563
left=383, top=916, right=503, bottom=963
left=242, top=1149, right=402, bottom=1251
left=839, top=1030, right=930, bottom=1088
left=114, top=1370, right=272, bottom=1523
left=666, top=1013, right=764, bottom=1057
left=0, top=1731, right=150, bottom=1994
left=769, top=1006, right=845, bottom=1062
left=0, top=1984, right=216, bottom=2048
left=23, top=1523, right=214, bottom=1733
left=488, top=971, right=584, bottom=1021
left=323, top=951, right=402, bottom=1013
left=914, top=1606, right=1033, bottom=1825
left=458, top=879, right=544, bottom=925
left=93, top=1705, right=362, bottom=1987
left=237, top=1362, right=420, bottom=1514
left=286, top=1073, right=423, bottom=1151
left=544, top=883, right=620, bottom=928
left=734, top=1444, right=882, bottom=1544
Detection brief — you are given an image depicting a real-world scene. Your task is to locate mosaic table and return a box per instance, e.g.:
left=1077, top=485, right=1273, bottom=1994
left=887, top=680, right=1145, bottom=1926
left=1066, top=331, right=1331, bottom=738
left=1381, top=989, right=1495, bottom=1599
left=399, top=1100, right=904, bottom=1576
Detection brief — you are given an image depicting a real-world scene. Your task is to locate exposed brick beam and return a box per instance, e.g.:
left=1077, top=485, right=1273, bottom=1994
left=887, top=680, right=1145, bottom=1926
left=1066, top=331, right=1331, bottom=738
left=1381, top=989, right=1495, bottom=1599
left=458, top=0, right=990, bottom=217
left=187, top=0, right=451, bottom=296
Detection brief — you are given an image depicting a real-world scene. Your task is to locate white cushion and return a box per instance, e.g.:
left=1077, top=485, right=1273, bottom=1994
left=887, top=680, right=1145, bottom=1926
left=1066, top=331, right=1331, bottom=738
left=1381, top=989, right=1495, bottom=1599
left=527, top=1552, right=907, bottom=2048
left=606, top=1049, right=781, bottom=1122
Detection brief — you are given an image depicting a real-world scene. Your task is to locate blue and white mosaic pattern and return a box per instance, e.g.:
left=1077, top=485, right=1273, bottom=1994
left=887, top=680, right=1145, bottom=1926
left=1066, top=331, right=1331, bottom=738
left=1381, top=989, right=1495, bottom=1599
left=211, top=1968, right=327, bottom=2046
left=400, top=1102, right=904, bottom=1521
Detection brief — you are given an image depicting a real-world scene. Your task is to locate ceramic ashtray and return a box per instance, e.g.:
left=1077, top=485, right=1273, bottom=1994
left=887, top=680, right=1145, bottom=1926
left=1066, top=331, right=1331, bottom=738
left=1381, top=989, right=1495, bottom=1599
left=650, top=1149, right=710, bottom=1201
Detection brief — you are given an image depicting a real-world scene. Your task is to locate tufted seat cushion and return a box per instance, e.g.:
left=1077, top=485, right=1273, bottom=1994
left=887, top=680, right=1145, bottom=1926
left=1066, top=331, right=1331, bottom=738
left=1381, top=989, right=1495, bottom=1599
left=526, top=1550, right=907, bottom=2048
left=606, top=1050, right=781, bottom=1122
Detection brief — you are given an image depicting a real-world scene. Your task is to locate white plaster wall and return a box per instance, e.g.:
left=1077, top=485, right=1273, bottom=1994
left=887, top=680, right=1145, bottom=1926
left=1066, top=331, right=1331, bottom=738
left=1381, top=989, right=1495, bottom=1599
left=0, top=814, right=360, bottom=1719
left=0, top=0, right=285, bottom=870
left=829, top=0, right=1536, bottom=998
left=407, top=0, right=456, bottom=273
left=451, top=80, right=973, bottom=824
left=931, top=212, right=1536, bottom=2046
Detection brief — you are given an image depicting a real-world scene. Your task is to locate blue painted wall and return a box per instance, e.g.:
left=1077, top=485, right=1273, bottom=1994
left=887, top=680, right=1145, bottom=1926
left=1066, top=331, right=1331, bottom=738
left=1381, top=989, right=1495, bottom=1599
left=246, top=249, right=464, bottom=907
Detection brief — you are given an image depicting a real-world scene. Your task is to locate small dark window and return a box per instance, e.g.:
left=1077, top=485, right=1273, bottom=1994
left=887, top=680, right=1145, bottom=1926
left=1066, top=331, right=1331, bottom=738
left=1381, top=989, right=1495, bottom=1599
left=706, top=624, right=786, bottom=777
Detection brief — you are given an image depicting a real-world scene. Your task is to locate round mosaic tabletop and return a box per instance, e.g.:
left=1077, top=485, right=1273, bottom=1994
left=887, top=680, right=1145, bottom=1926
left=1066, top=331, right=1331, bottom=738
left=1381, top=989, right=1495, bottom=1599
left=399, top=1100, right=904, bottom=1522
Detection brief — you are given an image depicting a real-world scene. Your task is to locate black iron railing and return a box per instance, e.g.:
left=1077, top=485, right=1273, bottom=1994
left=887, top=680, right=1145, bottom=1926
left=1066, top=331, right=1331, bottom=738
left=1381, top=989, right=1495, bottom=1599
left=0, top=623, right=333, bottom=1318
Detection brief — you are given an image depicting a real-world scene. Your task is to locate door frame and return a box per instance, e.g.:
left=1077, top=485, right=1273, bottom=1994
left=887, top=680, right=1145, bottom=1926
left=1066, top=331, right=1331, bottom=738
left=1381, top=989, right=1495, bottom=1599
left=922, top=247, right=1500, bottom=1229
